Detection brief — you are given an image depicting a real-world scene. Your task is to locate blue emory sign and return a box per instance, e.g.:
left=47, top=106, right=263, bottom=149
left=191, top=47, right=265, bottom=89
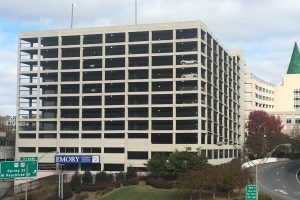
left=55, top=155, right=100, bottom=164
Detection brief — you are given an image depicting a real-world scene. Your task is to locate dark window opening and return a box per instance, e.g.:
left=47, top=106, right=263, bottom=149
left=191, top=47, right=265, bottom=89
left=82, top=133, right=101, bottom=138
left=62, top=35, right=80, bottom=45
left=41, top=49, right=58, bottom=58
left=38, top=147, right=57, bottom=153
left=83, top=71, right=102, bottom=81
left=176, top=120, right=198, bottom=130
left=105, top=83, right=125, bottom=93
left=41, top=37, right=58, bottom=46
left=83, top=83, right=102, bottom=93
left=128, top=151, right=148, bottom=160
left=129, top=31, right=149, bottom=42
left=105, top=95, right=125, bottom=105
left=176, top=107, right=197, bottom=117
left=83, top=34, right=102, bottom=44
left=82, top=109, right=101, bottom=118
left=128, top=107, right=148, bottom=117
left=176, top=28, right=197, bottom=39
left=61, top=109, right=79, bottom=118
left=61, top=84, right=79, bottom=94
left=152, top=120, right=172, bottom=130
left=105, top=45, right=125, bottom=56
left=128, top=82, right=148, bottom=92
left=60, top=147, right=79, bottom=153
left=152, top=56, right=172, bottom=66
left=82, top=147, right=101, bottom=153
left=152, top=43, right=173, bottom=53
left=105, top=57, right=125, bottom=68
left=129, top=44, right=149, bottom=54
left=104, top=148, right=124, bottom=153
left=105, top=108, right=124, bottom=118
left=128, top=120, right=148, bottom=130
left=104, top=164, right=124, bottom=171
left=61, top=97, right=79, bottom=106
left=129, top=69, right=148, bottom=79
left=176, top=133, right=198, bottom=144
left=81, top=163, right=101, bottom=171
left=176, top=54, right=198, bottom=65
left=152, top=107, right=172, bottom=117
left=105, top=70, right=125, bottom=80
left=82, top=121, right=101, bottom=131
left=152, top=94, right=172, bottom=104
left=105, top=121, right=125, bottom=130
left=128, top=95, right=148, bottom=104
left=61, top=72, right=80, bottom=82
left=82, top=96, right=101, bottom=106
left=128, top=133, right=148, bottom=139
left=39, top=134, right=57, bottom=139
left=104, top=133, right=125, bottom=138
left=151, top=133, right=172, bottom=144
left=152, top=30, right=173, bottom=41
left=129, top=57, right=149, bottom=67
left=61, top=121, right=79, bottom=131
left=83, top=47, right=102, bottom=57
left=83, top=59, right=102, bottom=69
left=19, top=147, right=36, bottom=153
left=62, top=48, right=80, bottom=57
left=152, top=81, right=172, bottom=91
left=61, top=60, right=80, bottom=70
left=152, top=69, right=173, bottom=79
left=105, top=33, right=125, bottom=43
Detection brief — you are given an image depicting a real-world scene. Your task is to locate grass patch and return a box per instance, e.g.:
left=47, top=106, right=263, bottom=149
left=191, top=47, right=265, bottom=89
left=102, top=185, right=187, bottom=200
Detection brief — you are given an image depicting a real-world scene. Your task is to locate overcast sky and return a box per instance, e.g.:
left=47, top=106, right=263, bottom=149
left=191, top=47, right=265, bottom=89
left=0, top=0, right=300, bottom=115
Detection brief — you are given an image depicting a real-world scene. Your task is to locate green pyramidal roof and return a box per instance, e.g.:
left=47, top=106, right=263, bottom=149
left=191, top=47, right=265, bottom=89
left=287, top=42, right=300, bottom=74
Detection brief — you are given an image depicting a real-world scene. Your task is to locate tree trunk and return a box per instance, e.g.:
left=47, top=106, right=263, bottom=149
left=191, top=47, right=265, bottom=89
left=227, top=191, right=231, bottom=200
left=190, top=193, right=193, bottom=200
left=212, top=192, right=216, bottom=200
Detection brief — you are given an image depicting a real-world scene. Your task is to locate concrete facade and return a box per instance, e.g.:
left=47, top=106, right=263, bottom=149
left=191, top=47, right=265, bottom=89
left=16, top=21, right=245, bottom=172
left=244, top=73, right=275, bottom=117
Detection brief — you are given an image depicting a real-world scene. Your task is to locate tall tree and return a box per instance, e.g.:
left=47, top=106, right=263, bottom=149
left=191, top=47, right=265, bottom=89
left=246, top=110, right=288, bottom=157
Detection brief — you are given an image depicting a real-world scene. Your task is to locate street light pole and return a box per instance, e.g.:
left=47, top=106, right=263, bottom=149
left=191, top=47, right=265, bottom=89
left=25, top=164, right=28, bottom=200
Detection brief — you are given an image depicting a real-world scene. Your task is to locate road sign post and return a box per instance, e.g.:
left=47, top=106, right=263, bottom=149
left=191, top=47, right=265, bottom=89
left=0, top=161, right=37, bottom=179
left=246, top=185, right=257, bottom=200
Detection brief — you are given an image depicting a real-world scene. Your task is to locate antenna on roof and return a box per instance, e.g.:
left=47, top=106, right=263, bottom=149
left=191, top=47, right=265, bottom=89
left=135, top=0, right=137, bottom=24
left=71, top=3, right=76, bottom=29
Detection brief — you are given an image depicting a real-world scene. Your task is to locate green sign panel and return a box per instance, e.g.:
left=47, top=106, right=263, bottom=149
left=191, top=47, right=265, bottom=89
left=0, top=161, right=37, bottom=179
left=20, top=157, right=38, bottom=162
left=246, top=185, right=257, bottom=200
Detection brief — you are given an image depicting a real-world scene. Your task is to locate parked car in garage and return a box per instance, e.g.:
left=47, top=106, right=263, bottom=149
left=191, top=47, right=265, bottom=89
left=181, top=73, right=198, bottom=78
left=180, top=59, right=198, bottom=65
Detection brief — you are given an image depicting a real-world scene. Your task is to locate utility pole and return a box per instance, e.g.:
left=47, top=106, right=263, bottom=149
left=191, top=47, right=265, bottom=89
left=135, top=0, right=137, bottom=24
left=71, top=3, right=76, bottom=29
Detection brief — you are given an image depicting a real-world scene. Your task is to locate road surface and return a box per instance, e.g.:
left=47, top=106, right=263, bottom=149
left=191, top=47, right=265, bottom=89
left=258, top=160, right=300, bottom=200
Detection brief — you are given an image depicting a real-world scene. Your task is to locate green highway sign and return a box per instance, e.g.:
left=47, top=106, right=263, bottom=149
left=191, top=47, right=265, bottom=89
left=246, top=185, right=257, bottom=200
left=20, top=157, right=38, bottom=162
left=0, top=161, right=37, bottom=179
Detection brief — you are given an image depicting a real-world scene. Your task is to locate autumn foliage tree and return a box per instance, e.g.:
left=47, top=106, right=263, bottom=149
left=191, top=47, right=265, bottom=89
left=246, top=110, right=289, bottom=157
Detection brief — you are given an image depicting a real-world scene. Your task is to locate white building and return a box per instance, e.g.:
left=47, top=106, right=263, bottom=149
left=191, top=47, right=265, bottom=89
left=16, top=21, right=245, bottom=172
left=244, top=73, right=275, bottom=117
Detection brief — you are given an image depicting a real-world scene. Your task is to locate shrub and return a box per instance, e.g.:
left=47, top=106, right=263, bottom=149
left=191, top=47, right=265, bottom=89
left=123, top=177, right=139, bottom=186
left=126, top=166, right=137, bottom=179
left=63, top=184, right=74, bottom=199
left=107, top=173, right=114, bottom=182
left=115, top=181, right=122, bottom=188
left=82, top=184, right=107, bottom=191
left=95, top=171, right=110, bottom=183
left=146, top=178, right=173, bottom=189
left=70, top=171, right=82, bottom=193
left=82, top=170, right=93, bottom=185
left=116, top=172, right=125, bottom=182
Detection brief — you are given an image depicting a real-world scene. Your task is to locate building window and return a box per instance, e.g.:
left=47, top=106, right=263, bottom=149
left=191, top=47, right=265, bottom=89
left=286, top=118, right=292, bottom=124
left=295, top=118, right=300, bottom=124
left=294, top=89, right=300, bottom=111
